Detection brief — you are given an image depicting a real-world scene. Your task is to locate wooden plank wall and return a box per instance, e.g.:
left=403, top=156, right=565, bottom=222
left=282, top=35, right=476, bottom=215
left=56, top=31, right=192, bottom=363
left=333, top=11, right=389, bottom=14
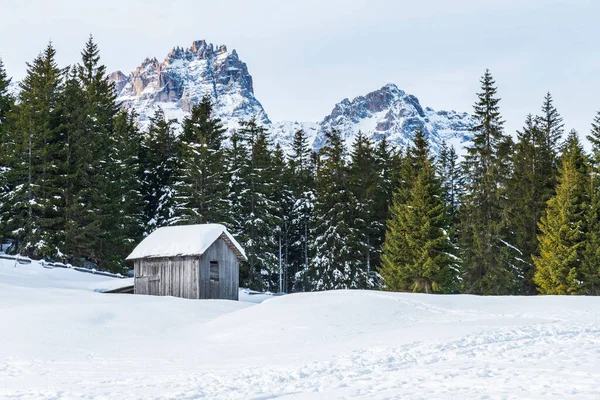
left=134, top=257, right=199, bottom=299
left=133, top=238, right=239, bottom=300
left=199, top=239, right=239, bottom=300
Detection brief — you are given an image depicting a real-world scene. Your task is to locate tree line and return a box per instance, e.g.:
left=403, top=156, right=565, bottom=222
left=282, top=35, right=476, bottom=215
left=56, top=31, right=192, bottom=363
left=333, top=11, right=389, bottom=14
left=0, top=39, right=599, bottom=295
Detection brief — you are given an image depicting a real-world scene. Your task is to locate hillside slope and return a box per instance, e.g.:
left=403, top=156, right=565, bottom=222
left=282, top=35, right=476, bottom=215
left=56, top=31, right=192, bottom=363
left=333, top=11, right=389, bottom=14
left=1, top=260, right=598, bottom=399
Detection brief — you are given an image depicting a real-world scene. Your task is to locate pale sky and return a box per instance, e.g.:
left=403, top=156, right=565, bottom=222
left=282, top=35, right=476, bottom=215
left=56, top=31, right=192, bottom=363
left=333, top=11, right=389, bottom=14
left=1, top=0, right=599, bottom=137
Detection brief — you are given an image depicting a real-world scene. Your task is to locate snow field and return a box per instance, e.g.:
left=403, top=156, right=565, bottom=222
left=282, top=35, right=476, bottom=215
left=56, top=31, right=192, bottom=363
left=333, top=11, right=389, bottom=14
left=1, top=259, right=599, bottom=399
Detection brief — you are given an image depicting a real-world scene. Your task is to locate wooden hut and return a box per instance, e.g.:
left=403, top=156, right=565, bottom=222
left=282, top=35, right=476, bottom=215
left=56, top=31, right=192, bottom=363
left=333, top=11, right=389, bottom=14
left=126, top=224, right=247, bottom=300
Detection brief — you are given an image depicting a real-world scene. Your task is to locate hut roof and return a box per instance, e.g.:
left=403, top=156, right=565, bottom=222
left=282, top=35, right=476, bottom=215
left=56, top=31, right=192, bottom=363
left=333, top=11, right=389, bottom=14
left=126, top=224, right=247, bottom=261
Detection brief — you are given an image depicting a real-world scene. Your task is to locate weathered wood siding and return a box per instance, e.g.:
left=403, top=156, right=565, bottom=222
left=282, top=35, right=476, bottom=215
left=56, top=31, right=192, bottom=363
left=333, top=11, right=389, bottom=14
left=134, top=256, right=199, bottom=299
left=132, top=237, right=240, bottom=300
left=199, top=238, right=239, bottom=300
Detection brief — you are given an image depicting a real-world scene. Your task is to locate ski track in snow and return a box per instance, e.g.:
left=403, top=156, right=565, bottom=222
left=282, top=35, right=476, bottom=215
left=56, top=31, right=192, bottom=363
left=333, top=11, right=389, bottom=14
left=1, top=260, right=600, bottom=399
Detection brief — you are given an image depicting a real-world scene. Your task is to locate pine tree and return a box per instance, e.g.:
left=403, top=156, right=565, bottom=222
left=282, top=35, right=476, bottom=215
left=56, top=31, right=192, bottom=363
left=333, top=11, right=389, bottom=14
left=54, top=37, right=122, bottom=268
left=537, top=92, right=564, bottom=161
left=225, top=126, right=250, bottom=238
left=396, top=127, right=431, bottom=205
left=381, top=130, right=458, bottom=293
left=582, top=112, right=600, bottom=294
left=0, top=43, right=64, bottom=258
left=0, top=58, right=12, bottom=130
left=372, top=136, right=396, bottom=273
left=438, top=142, right=463, bottom=244
left=242, top=120, right=280, bottom=290
left=270, top=143, right=293, bottom=292
left=141, top=108, right=179, bottom=232
left=172, top=96, right=228, bottom=225
left=225, top=119, right=280, bottom=290
left=459, top=70, right=518, bottom=294
left=348, top=131, right=380, bottom=281
left=102, top=110, right=144, bottom=271
left=534, top=131, right=589, bottom=294
left=306, top=129, right=374, bottom=290
left=77, top=36, right=120, bottom=268
left=0, top=58, right=14, bottom=243
left=62, top=65, right=101, bottom=264
left=287, top=129, right=316, bottom=292
left=504, top=115, right=557, bottom=293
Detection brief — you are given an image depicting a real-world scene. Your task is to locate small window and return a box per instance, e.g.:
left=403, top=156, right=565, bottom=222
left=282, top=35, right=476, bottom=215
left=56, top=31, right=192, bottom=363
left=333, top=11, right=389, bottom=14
left=210, top=261, right=219, bottom=282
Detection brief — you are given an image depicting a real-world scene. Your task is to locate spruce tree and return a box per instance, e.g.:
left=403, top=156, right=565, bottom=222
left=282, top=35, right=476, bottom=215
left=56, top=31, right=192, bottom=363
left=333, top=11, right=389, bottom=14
left=534, top=131, right=589, bottom=294
left=505, top=115, right=558, bottom=293
left=582, top=113, right=600, bottom=294
left=225, top=126, right=250, bottom=239
left=381, top=130, right=458, bottom=293
left=172, top=96, right=228, bottom=225
left=372, top=136, right=396, bottom=272
left=62, top=65, right=101, bottom=264
left=287, top=129, right=316, bottom=292
left=0, top=58, right=12, bottom=130
left=396, top=127, right=431, bottom=205
left=225, top=119, right=280, bottom=290
left=459, top=70, right=518, bottom=294
left=0, top=43, right=63, bottom=258
left=0, top=59, right=14, bottom=244
left=141, top=108, right=179, bottom=233
left=77, top=36, right=120, bottom=268
left=242, top=119, right=280, bottom=290
left=438, top=142, right=463, bottom=245
left=270, top=143, right=294, bottom=292
left=537, top=92, right=564, bottom=161
left=306, top=129, right=373, bottom=290
left=102, top=110, right=144, bottom=271
left=348, top=131, right=380, bottom=280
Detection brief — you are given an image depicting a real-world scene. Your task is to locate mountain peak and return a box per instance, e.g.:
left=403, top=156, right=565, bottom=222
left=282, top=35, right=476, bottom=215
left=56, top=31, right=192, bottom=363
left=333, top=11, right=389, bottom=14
left=380, top=82, right=400, bottom=91
left=190, top=39, right=207, bottom=53
left=311, top=83, right=472, bottom=152
left=108, top=40, right=471, bottom=154
left=110, top=39, right=270, bottom=131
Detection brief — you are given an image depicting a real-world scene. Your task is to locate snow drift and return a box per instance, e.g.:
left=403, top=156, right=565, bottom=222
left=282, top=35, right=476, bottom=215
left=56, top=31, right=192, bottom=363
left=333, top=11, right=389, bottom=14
left=1, top=258, right=599, bottom=399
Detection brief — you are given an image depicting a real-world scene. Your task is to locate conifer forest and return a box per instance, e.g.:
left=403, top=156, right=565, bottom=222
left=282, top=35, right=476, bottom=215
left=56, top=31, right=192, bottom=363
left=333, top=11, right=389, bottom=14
left=2, top=38, right=600, bottom=296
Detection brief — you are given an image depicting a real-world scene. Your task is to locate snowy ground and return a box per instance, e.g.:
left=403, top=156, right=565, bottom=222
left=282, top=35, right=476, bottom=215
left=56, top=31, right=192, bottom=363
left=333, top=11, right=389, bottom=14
left=1, top=259, right=600, bottom=399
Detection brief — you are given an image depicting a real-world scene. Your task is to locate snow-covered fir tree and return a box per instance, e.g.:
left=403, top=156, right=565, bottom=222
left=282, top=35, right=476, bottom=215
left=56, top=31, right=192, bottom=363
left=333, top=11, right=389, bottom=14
left=3, top=37, right=600, bottom=294
left=288, top=129, right=316, bottom=292
left=459, top=70, right=520, bottom=295
left=0, top=58, right=14, bottom=243
left=103, top=110, right=144, bottom=271
left=0, top=43, right=63, bottom=259
left=171, top=96, right=228, bottom=225
left=306, top=129, right=375, bottom=290
left=226, top=118, right=280, bottom=290
left=348, top=131, right=381, bottom=282
left=141, top=108, right=179, bottom=233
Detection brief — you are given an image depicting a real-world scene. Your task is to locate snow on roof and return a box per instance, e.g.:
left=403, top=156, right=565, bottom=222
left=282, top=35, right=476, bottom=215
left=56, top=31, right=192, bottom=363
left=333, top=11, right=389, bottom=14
left=126, top=224, right=247, bottom=261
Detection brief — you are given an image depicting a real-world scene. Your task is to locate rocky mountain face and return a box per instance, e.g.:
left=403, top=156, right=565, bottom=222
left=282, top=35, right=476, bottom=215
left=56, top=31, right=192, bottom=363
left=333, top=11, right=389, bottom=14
left=110, top=40, right=472, bottom=152
left=111, top=40, right=270, bottom=131
left=309, top=83, right=473, bottom=153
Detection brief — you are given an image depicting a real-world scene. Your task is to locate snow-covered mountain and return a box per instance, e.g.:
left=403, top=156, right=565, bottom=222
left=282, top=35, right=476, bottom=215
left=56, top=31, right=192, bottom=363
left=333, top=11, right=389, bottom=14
left=310, top=83, right=473, bottom=153
left=110, top=40, right=270, bottom=131
left=110, top=40, right=473, bottom=152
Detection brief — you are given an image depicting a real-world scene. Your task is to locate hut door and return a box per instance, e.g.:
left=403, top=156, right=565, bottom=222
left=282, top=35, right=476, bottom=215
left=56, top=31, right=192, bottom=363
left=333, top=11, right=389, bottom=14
left=147, top=276, right=160, bottom=295
left=137, top=276, right=160, bottom=296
